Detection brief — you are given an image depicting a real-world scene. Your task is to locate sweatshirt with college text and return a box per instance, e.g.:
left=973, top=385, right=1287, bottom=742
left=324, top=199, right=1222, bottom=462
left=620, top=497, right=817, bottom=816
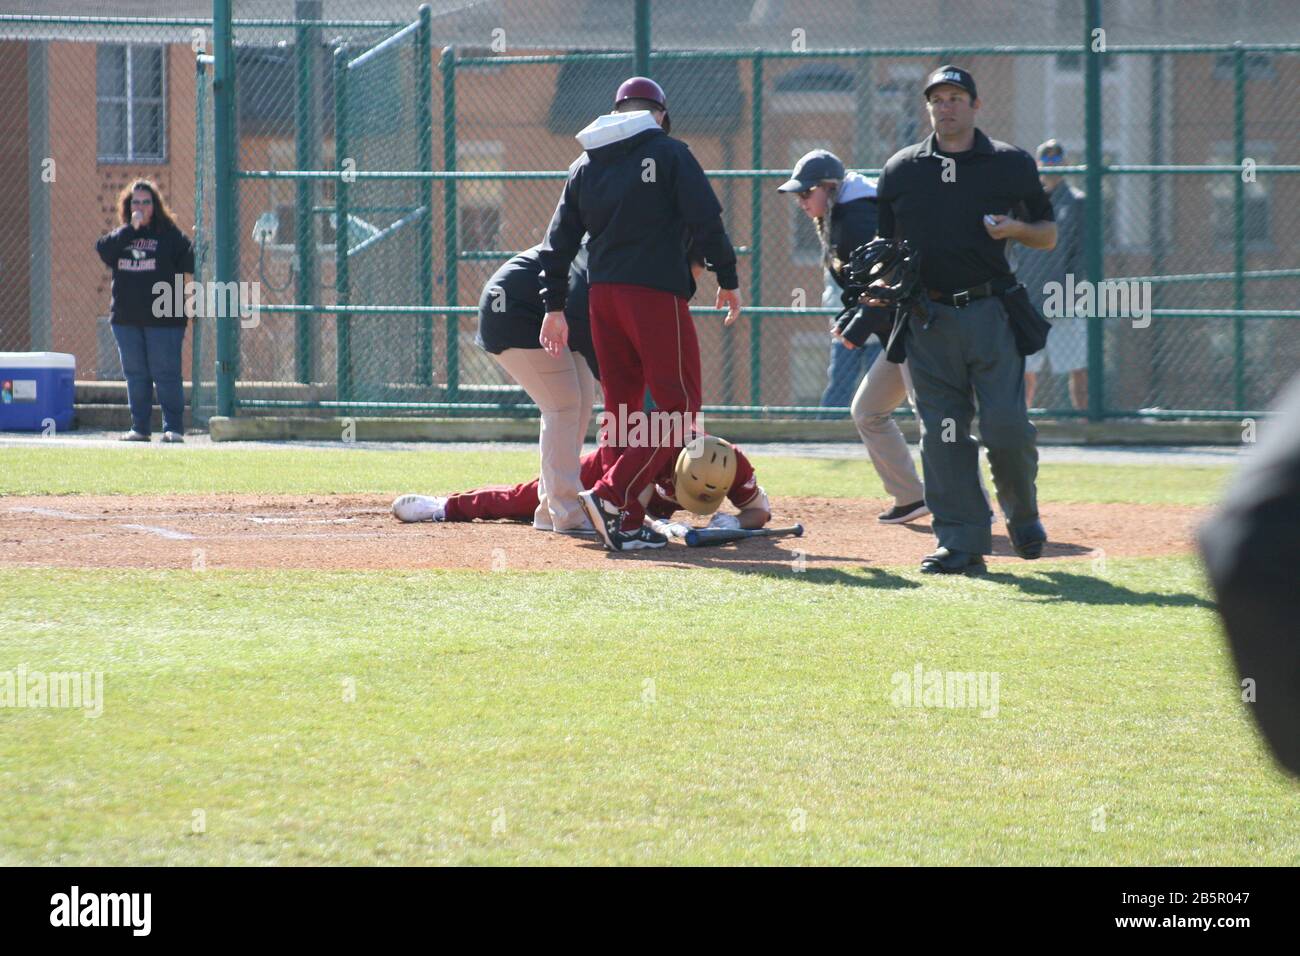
left=95, top=221, right=196, bottom=327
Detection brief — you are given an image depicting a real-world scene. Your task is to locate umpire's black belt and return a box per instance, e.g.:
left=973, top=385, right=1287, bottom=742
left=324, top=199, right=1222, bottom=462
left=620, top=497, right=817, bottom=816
left=927, top=281, right=1004, bottom=308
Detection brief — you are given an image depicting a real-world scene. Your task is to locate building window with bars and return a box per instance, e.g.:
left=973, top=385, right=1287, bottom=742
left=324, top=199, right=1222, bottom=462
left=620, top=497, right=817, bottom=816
left=97, top=45, right=166, bottom=163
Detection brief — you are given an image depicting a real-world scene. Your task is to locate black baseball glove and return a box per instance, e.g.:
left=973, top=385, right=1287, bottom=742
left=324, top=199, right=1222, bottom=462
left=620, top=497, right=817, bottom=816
left=837, top=305, right=895, bottom=349
left=832, top=286, right=893, bottom=348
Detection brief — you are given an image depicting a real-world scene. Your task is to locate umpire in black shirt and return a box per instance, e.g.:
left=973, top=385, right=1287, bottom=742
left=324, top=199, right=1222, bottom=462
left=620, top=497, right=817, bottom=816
left=874, top=65, right=1057, bottom=574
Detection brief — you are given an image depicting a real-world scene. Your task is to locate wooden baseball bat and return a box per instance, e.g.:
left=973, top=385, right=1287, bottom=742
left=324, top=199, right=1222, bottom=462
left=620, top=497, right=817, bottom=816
left=684, top=524, right=804, bottom=548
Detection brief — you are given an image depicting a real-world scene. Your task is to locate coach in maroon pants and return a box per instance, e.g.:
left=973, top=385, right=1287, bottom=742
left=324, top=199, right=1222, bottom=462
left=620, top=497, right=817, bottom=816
left=538, top=77, right=742, bottom=552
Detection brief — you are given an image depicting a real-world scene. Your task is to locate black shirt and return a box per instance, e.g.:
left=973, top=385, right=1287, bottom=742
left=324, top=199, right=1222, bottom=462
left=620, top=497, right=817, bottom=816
left=876, top=129, right=1054, bottom=294
left=476, top=245, right=598, bottom=378
left=94, top=220, right=196, bottom=327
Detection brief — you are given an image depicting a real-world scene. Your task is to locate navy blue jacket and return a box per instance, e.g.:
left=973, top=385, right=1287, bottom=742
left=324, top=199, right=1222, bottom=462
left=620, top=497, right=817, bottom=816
left=828, top=197, right=878, bottom=289
left=538, top=111, right=738, bottom=312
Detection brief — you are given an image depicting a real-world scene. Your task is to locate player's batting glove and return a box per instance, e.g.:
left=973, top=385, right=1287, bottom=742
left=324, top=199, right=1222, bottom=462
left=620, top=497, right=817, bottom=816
left=649, top=518, right=692, bottom=540
left=706, top=513, right=741, bottom=530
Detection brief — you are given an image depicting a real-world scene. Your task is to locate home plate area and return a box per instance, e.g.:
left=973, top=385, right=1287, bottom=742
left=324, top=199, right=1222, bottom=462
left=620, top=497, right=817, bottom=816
left=2, top=494, right=1202, bottom=572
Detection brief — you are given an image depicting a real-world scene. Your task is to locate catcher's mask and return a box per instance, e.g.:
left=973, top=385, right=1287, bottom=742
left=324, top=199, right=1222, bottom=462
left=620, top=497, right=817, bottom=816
left=847, top=238, right=923, bottom=308
left=674, top=436, right=737, bottom=516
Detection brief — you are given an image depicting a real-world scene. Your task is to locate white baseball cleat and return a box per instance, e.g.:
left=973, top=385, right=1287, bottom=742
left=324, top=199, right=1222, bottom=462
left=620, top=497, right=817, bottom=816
left=391, top=494, right=447, bottom=523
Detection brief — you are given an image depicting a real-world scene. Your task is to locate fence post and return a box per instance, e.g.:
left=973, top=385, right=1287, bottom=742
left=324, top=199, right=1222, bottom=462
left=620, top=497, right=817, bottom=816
left=192, top=54, right=206, bottom=422
left=293, top=2, right=320, bottom=384
left=1232, top=43, right=1246, bottom=410
left=28, top=40, right=50, bottom=352
left=749, top=51, right=763, bottom=406
left=1084, top=0, right=1105, bottom=421
left=418, top=5, right=434, bottom=387
left=333, top=46, right=352, bottom=405
left=213, top=0, right=238, bottom=418
left=634, top=0, right=650, bottom=77
left=441, top=47, right=459, bottom=402
left=1149, top=45, right=1165, bottom=403
left=294, top=0, right=321, bottom=385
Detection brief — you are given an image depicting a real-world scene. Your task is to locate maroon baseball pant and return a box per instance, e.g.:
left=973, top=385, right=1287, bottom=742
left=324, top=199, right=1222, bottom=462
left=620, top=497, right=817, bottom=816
left=446, top=453, right=607, bottom=522
left=587, top=282, right=702, bottom=531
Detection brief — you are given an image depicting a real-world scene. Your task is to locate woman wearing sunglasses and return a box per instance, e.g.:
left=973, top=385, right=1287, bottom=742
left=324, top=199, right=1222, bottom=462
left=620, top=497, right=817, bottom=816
left=95, top=179, right=195, bottom=442
left=779, top=149, right=927, bottom=525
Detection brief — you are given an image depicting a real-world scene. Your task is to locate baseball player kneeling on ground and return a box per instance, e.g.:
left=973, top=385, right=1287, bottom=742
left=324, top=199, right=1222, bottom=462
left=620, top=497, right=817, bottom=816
left=391, top=436, right=770, bottom=537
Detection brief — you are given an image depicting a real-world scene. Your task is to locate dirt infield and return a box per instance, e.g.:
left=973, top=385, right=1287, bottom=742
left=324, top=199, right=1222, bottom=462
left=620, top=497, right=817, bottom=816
left=2, top=494, right=1205, bottom=572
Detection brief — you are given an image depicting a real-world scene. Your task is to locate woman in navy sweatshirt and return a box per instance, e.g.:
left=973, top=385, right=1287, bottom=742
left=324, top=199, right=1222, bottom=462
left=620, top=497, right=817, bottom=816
left=95, top=179, right=195, bottom=442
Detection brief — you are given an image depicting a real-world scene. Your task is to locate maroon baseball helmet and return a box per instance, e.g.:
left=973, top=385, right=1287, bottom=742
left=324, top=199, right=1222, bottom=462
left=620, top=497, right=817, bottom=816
left=614, top=76, right=670, bottom=133
left=615, top=76, right=666, bottom=109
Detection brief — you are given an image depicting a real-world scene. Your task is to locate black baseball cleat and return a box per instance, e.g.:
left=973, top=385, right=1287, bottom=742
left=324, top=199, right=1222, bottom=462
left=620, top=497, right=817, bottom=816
left=613, top=526, right=669, bottom=551
left=1008, top=520, right=1048, bottom=560
left=878, top=500, right=930, bottom=524
left=919, top=548, right=987, bottom=575
left=578, top=490, right=623, bottom=552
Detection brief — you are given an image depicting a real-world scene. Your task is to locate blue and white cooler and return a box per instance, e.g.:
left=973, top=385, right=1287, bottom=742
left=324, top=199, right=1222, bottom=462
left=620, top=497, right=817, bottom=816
left=0, top=352, right=76, bottom=432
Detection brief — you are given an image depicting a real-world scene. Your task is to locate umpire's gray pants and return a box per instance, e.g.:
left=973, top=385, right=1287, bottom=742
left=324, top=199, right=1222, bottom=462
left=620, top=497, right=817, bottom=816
left=905, top=296, right=1039, bottom=554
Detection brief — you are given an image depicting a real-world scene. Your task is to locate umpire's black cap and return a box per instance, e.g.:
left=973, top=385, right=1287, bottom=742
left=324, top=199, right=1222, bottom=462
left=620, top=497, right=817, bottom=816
left=777, top=149, right=846, bottom=193
left=924, top=64, right=978, bottom=101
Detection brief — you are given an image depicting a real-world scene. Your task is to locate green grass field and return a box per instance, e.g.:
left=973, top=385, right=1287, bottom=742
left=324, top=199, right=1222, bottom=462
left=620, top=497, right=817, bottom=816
left=2, top=445, right=1295, bottom=865
left=0, top=444, right=1233, bottom=504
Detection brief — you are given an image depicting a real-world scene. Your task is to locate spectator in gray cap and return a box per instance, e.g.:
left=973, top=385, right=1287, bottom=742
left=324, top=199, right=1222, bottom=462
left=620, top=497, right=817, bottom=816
left=1014, top=139, right=1089, bottom=410
left=780, top=148, right=929, bottom=525
left=780, top=150, right=879, bottom=414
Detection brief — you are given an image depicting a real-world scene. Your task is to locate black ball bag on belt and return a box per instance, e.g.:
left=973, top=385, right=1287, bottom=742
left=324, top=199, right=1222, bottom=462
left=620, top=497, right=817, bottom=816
left=999, top=282, right=1053, bottom=356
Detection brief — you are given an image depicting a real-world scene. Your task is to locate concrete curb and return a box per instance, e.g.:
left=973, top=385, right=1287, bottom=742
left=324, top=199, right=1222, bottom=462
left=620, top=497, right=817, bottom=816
left=206, top=415, right=1250, bottom=445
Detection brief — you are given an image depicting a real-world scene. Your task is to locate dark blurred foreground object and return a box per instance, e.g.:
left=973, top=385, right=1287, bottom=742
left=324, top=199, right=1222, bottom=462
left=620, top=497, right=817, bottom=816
left=1198, top=374, right=1300, bottom=776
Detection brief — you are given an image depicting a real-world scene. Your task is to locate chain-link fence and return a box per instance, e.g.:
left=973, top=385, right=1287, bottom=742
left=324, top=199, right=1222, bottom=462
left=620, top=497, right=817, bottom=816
left=2, top=0, right=1298, bottom=425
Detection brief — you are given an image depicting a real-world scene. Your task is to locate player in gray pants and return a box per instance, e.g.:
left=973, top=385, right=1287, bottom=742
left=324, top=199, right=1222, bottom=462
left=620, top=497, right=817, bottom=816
left=905, top=296, right=1039, bottom=557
